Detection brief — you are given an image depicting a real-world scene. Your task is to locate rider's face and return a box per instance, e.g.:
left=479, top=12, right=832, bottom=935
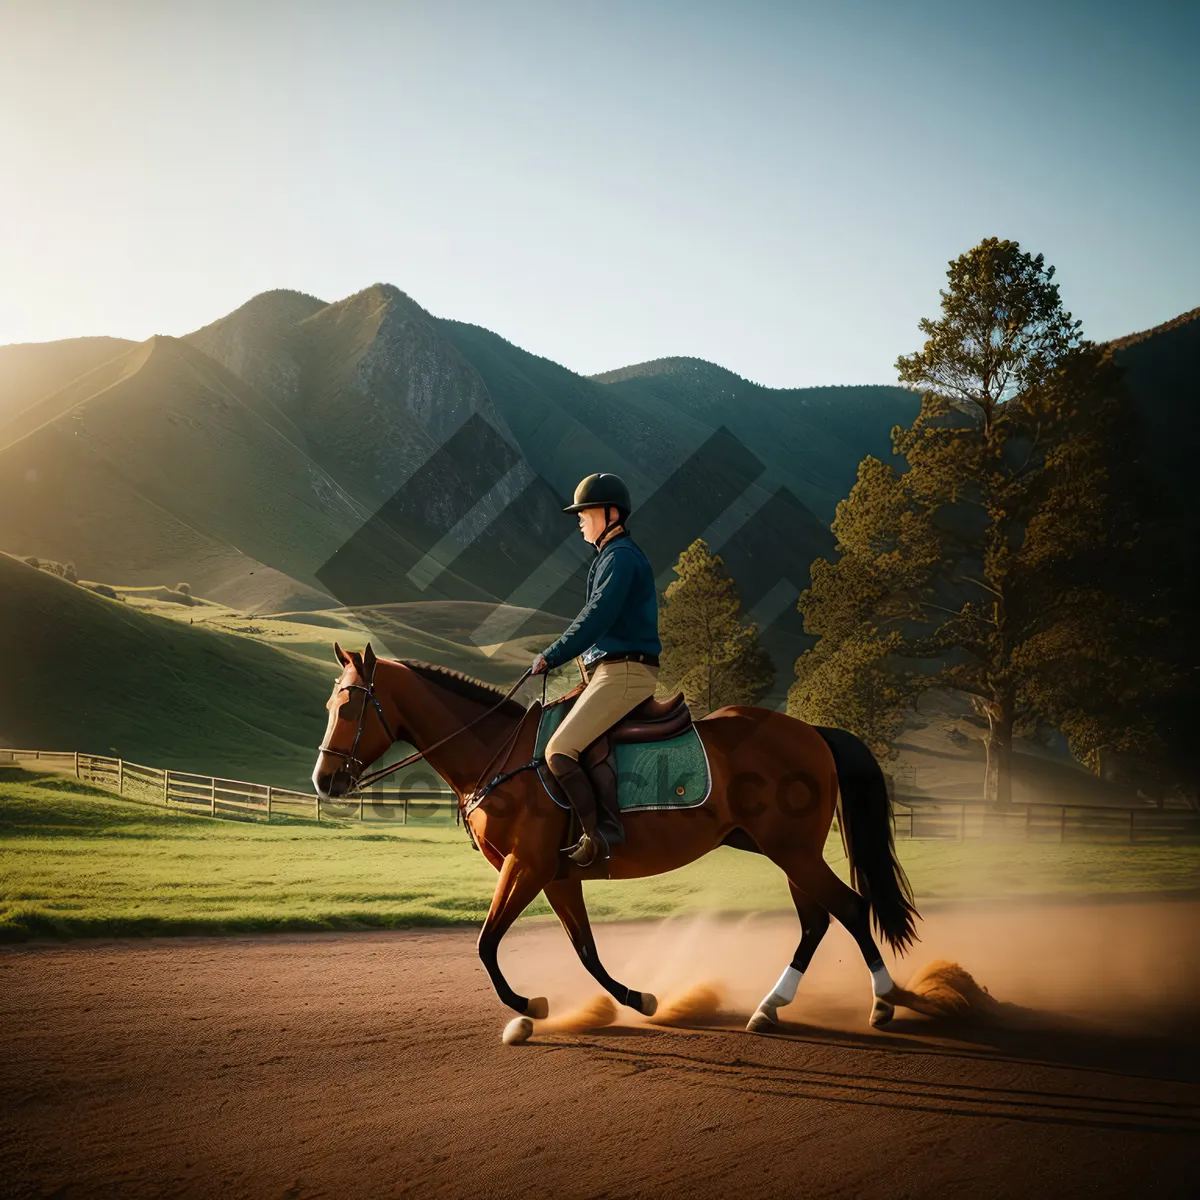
left=578, top=507, right=610, bottom=543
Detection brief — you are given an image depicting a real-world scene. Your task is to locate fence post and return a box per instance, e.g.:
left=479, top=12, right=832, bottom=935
left=118, top=758, right=124, bottom=795
left=74, top=750, right=79, bottom=779
left=403, top=793, right=409, bottom=825
left=210, top=777, right=216, bottom=817
left=267, top=786, right=273, bottom=822
left=164, top=769, right=170, bottom=806
left=359, top=791, right=365, bottom=822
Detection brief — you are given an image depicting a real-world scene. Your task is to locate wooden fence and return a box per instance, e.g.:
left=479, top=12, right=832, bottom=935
left=3, top=748, right=1198, bottom=842
left=0, top=748, right=460, bottom=827
left=890, top=795, right=1200, bottom=844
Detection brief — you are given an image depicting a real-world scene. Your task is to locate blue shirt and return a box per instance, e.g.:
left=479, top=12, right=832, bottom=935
left=541, top=531, right=662, bottom=670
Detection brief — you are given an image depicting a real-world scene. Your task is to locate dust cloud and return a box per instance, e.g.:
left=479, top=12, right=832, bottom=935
left=501, top=896, right=1200, bottom=1038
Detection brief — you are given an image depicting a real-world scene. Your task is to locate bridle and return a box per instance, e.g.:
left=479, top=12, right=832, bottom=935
left=317, top=672, right=401, bottom=780
left=317, top=659, right=538, bottom=797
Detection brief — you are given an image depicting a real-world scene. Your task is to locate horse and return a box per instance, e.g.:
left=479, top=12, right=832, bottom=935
left=312, top=642, right=920, bottom=1034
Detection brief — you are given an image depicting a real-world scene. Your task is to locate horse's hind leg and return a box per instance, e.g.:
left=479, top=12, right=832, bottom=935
left=477, top=853, right=553, bottom=1018
left=747, top=883, right=829, bottom=1033
left=543, top=879, right=657, bottom=1016
left=791, top=855, right=900, bottom=1027
left=761, top=850, right=898, bottom=1028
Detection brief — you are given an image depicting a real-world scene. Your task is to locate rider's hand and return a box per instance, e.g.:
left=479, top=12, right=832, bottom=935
left=531, top=653, right=549, bottom=676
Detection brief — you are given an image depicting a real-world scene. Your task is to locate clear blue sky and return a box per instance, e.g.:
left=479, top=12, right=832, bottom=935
left=1, top=0, right=1195, bottom=386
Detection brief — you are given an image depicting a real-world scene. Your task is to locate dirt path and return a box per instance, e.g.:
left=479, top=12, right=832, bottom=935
left=3, top=897, right=1199, bottom=1198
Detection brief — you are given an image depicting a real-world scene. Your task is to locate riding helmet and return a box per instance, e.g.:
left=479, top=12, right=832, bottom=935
left=562, top=472, right=632, bottom=518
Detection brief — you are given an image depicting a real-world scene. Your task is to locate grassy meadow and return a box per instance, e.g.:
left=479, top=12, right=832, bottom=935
left=2, top=767, right=1198, bottom=944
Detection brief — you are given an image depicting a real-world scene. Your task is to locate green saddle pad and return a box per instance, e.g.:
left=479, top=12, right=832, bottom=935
left=533, top=701, right=710, bottom=811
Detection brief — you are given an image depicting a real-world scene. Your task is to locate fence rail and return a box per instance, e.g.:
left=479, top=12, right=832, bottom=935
left=0, top=748, right=461, bottom=827
left=3, top=748, right=1198, bottom=842
left=890, top=795, right=1200, bottom=844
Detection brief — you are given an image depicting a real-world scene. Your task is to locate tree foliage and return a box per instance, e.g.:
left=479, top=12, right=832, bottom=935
left=658, top=539, right=775, bottom=716
left=792, top=238, right=1159, bottom=803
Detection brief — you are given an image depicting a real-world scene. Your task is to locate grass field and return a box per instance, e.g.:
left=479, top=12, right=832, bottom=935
left=3, top=768, right=1198, bottom=943
left=0, top=553, right=339, bottom=789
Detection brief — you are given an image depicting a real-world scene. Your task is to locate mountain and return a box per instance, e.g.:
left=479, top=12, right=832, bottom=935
left=0, top=336, right=135, bottom=428
left=1110, top=306, right=1200, bottom=541
left=0, top=334, right=367, bottom=611
left=432, top=321, right=921, bottom=693
left=0, top=283, right=1022, bottom=712
left=185, top=288, right=327, bottom=417
left=591, top=357, right=917, bottom=521
left=3, top=286, right=1193, bottom=778
left=0, top=552, right=331, bottom=787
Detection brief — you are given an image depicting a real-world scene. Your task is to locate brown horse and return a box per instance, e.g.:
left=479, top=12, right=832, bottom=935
left=313, top=643, right=919, bottom=1033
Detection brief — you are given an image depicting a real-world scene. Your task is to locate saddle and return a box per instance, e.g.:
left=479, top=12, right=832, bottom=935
left=549, top=684, right=694, bottom=841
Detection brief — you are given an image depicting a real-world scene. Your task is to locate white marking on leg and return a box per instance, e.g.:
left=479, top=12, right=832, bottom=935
left=754, top=965, right=803, bottom=1021
left=870, top=964, right=895, bottom=997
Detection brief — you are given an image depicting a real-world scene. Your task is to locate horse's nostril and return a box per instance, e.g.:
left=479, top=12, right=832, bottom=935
left=314, top=771, right=343, bottom=797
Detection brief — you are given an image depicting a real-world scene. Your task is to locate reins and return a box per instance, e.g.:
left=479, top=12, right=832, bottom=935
left=341, top=665, right=537, bottom=794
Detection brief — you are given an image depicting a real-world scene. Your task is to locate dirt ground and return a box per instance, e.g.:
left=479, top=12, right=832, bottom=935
left=2, top=896, right=1199, bottom=1199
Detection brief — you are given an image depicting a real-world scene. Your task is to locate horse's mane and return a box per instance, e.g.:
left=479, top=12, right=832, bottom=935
left=393, top=658, right=527, bottom=719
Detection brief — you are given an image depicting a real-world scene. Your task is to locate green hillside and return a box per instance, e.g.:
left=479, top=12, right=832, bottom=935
left=0, top=552, right=334, bottom=788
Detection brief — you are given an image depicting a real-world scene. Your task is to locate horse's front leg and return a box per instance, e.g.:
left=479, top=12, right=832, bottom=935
left=477, top=852, right=552, bottom=1018
left=543, top=879, right=657, bottom=1016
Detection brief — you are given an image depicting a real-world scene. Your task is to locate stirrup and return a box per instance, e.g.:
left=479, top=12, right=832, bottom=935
left=567, top=831, right=608, bottom=867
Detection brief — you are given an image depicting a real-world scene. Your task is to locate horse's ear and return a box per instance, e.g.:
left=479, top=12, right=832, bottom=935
left=334, top=641, right=349, bottom=666
left=349, top=650, right=364, bottom=675
left=363, top=642, right=377, bottom=678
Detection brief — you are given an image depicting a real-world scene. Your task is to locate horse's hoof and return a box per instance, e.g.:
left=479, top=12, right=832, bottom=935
left=525, top=996, right=549, bottom=1020
left=503, top=1016, right=534, bottom=1045
left=870, top=996, right=895, bottom=1028
left=746, top=1008, right=782, bottom=1034
left=635, top=991, right=657, bottom=1017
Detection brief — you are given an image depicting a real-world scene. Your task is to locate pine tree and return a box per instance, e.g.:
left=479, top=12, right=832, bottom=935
left=658, top=539, right=775, bottom=716
left=793, top=238, right=1148, bottom=804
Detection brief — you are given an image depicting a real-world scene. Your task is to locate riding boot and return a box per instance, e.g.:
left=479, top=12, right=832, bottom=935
left=547, top=752, right=609, bottom=867
left=587, top=751, right=625, bottom=850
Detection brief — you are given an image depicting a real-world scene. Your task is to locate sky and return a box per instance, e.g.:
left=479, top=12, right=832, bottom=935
left=0, top=0, right=1196, bottom=387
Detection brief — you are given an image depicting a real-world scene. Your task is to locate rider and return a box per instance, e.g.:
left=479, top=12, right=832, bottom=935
left=532, top=473, right=662, bottom=867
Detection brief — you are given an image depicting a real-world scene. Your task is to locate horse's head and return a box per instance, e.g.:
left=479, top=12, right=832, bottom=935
left=312, top=641, right=398, bottom=798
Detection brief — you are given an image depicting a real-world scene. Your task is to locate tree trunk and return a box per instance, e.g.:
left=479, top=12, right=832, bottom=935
left=983, top=696, right=1014, bottom=806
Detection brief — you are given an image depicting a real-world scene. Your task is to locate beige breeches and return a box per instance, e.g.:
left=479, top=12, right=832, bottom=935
left=544, top=660, right=661, bottom=761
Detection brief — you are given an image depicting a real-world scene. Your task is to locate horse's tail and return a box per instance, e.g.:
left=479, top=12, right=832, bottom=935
left=815, top=726, right=919, bottom=955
